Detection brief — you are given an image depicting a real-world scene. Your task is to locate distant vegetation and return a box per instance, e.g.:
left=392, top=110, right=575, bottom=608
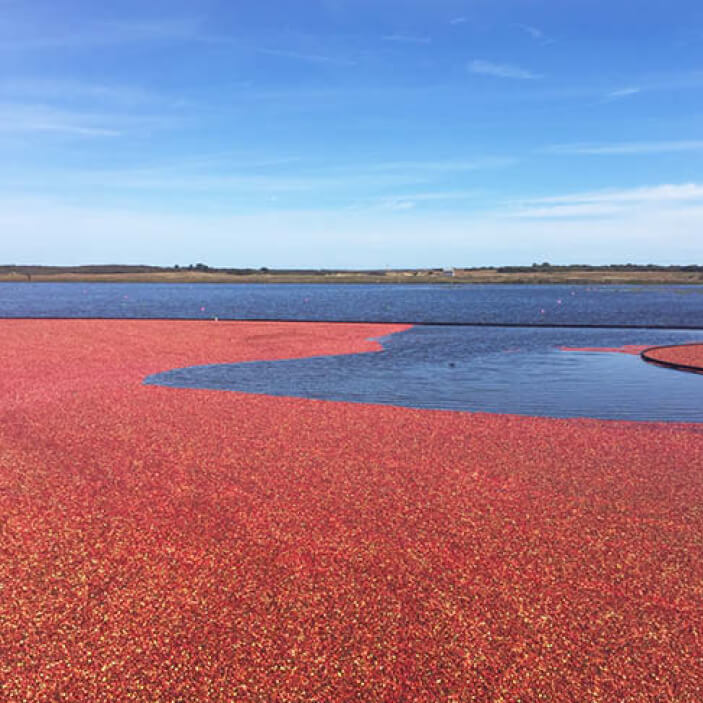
left=496, top=262, right=703, bottom=273
left=0, top=263, right=702, bottom=284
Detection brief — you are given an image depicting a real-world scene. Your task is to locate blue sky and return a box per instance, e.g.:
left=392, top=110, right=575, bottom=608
left=2, top=0, right=703, bottom=267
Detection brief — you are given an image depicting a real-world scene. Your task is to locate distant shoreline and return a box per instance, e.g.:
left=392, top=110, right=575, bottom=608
left=1, top=265, right=703, bottom=285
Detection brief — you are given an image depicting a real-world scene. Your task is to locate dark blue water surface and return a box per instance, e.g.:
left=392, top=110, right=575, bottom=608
left=1, top=282, right=703, bottom=326
left=3, top=282, right=702, bottom=421
left=145, top=326, right=703, bottom=422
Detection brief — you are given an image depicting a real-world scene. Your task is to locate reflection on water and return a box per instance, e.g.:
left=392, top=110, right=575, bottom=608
left=145, top=326, right=703, bottom=422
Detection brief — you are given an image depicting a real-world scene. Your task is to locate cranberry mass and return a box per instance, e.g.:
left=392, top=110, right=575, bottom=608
left=1, top=320, right=702, bottom=701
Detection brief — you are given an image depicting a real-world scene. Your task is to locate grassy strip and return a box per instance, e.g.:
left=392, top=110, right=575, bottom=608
left=2, top=267, right=703, bottom=285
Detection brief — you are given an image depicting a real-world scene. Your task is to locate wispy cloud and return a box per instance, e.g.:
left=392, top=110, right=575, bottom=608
left=0, top=103, right=122, bottom=137
left=450, top=17, right=468, bottom=26
left=528, top=183, right=703, bottom=205
left=256, top=47, right=356, bottom=66
left=606, top=86, right=641, bottom=100
left=514, top=23, right=554, bottom=45
left=0, top=18, right=201, bottom=49
left=4, top=193, right=702, bottom=268
left=2, top=122, right=120, bottom=137
left=1, top=16, right=359, bottom=66
left=594, top=70, right=703, bottom=100
left=366, top=190, right=481, bottom=211
left=0, top=77, right=165, bottom=107
left=0, top=155, right=514, bottom=210
left=95, top=19, right=201, bottom=43
left=368, top=157, right=516, bottom=172
left=469, top=60, right=541, bottom=80
left=0, top=162, right=431, bottom=197
left=0, top=101, right=178, bottom=138
left=547, top=140, right=703, bottom=155
left=197, top=32, right=359, bottom=66
left=382, top=34, right=431, bottom=45
left=508, top=183, right=703, bottom=218
left=508, top=203, right=621, bottom=219
left=516, top=24, right=544, bottom=40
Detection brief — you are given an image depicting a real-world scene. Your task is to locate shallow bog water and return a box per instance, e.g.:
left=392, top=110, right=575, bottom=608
left=145, top=326, right=703, bottom=422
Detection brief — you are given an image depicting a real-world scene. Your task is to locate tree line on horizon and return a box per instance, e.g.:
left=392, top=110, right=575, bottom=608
left=0, top=263, right=702, bottom=275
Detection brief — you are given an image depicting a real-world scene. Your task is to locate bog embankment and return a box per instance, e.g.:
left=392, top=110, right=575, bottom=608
left=2, top=264, right=703, bottom=285
left=642, top=342, right=703, bottom=374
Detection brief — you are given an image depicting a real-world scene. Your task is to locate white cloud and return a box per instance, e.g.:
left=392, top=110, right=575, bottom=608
left=365, top=190, right=481, bottom=211
left=367, top=157, right=516, bottom=172
left=2, top=195, right=702, bottom=267
left=533, top=183, right=703, bottom=203
left=450, top=17, right=468, bottom=26
left=508, top=183, right=703, bottom=219
left=528, top=183, right=703, bottom=205
left=0, top=15, right=358, bottom=66
left=548, top=140, right=703, bottom=156
left=607, top=86, right=641, bottom=100
left=386, top=200, right=416, bottom=211
left=516, top=24, right=544, bottom=40
left=0, top=78, right=170, bottom=107
left=1, top=153, right=516, bottom=199
left=0, top=102, right=177, bottom=138
left=469, top=60, right=541, bottom=80
left=93, top=19, right=201, bottom=44
left=0, top=162, right=433, bottom=196
left=256, top=46, right=356, bottom=65
left=514, top=24, right=555, bottom=45
left=386, top=190, right=480, bottom=202
left=507, top=203, right=621, bottom=219
left=0, top=103, right=122, bottom=137
left=0, top=154, right=516, bottom=220
left=0, top=18, right=201, bottom=49
left=382, top=34, right=431, bottom=45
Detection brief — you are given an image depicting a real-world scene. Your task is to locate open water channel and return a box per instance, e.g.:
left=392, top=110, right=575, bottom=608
left=3, top=282, right=702, bottom=421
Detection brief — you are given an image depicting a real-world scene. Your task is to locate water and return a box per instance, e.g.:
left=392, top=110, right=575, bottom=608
left=1, top=282, right=703, bottom=327
left=145, top=326, right=703, bottom=422
left=3, top=282, right=702, bottom=421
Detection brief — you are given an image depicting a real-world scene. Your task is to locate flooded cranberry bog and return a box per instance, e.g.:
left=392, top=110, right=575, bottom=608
left=1, top=319, right=702, bottom=701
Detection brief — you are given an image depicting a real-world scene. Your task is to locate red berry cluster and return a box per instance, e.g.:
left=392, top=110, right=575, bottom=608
left=643, top=343, right=703, bottom=373
left=1, top=320, right=701, bottom=702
